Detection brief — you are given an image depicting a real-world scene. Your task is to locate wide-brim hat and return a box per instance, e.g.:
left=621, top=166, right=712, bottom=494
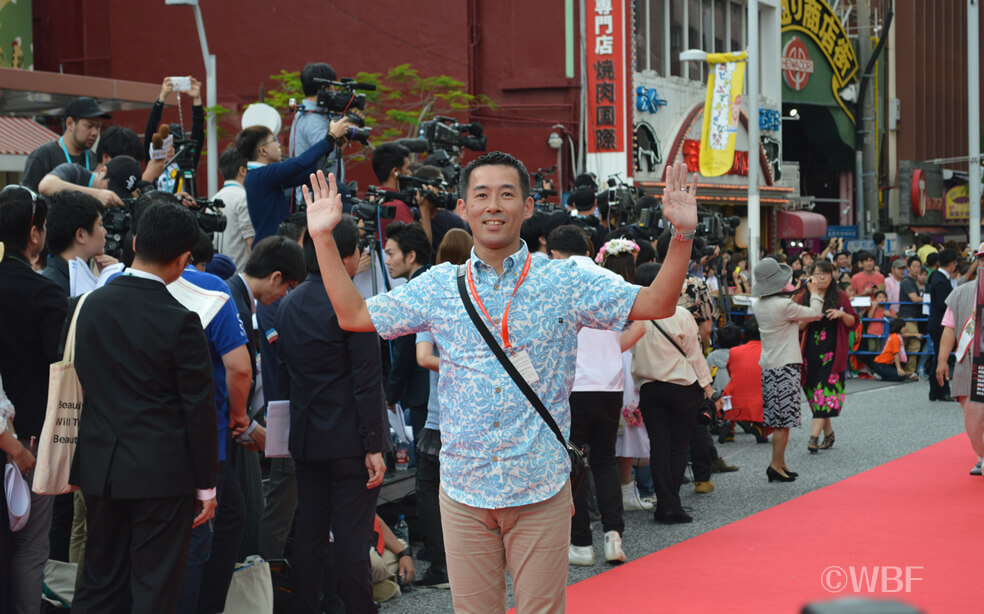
left=5, top=463, right=31, bottom=532
left=751, top=257, right=792, bottom=297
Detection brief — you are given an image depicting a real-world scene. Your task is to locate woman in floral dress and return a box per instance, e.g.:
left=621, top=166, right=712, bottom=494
left=797, top=260, right=857, bottom=453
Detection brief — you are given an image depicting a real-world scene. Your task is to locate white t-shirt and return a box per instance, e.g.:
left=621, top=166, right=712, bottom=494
left=212, top=181, right=254, bottom=273
left=570, top=255, right=625, bottom=392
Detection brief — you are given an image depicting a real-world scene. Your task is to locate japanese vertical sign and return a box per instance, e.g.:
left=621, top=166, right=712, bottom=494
left=971, top=273, right=984, bottom=403
left=586, top=0, right=626, bottom=155
left=699, top=51, right=747, bottom=177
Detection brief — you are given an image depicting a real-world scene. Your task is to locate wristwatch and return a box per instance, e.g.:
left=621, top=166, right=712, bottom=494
left=397, top=548, right=412, bottom=559
left=670, top=223, right=696, bottom=242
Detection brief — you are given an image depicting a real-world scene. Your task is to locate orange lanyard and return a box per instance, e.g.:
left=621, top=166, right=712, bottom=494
left=465, top=255, right=532, bottom=350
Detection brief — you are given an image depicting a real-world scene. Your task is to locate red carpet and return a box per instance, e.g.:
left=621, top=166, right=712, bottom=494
left=563, top=436, right=982, bottom=613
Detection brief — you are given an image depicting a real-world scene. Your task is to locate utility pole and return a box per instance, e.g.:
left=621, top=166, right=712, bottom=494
left=969, top=0, right=981, bottom=249
left=854, top=0, right=877, bottom=238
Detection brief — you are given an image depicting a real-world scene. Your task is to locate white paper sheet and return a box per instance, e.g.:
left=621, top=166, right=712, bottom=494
left=265, top=400, right=291, bottom=458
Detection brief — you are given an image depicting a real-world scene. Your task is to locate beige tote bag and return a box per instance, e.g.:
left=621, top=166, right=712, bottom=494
left=32, top=292, right=89, bottom=495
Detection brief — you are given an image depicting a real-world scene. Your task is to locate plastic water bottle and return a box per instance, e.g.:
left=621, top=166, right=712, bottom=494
left=395, top=439, right=409, bottom=471
left=394, top=514, right=410, bottom=546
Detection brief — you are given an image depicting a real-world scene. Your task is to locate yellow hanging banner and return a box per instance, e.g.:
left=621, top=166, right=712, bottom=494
left=699, top=51, right=748, bottom=177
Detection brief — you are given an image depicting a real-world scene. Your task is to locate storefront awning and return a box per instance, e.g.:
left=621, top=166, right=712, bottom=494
left=0, top=116, right=59, bottom=172
left=0, top=67, right=159, bottom=117
left=636, top=181, right=793, bottom=205
left=777, top=210, right=827, bottom=239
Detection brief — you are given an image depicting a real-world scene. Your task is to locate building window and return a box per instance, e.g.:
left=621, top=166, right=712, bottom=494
left=632, top=0, right=748, bottom=82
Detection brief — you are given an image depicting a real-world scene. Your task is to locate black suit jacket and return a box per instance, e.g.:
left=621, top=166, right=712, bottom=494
left=39, top=255, right=70, bottom=296
left=385, top=265, right=431, bottom=408
left=277, top=273, right=387, bottom=461
left=67, top=275, right=218, bottom=498
left=927, top=269, right=952, bottom=333
left=226, top=274, right=259, bottom=405
left=0, top=255, right=68, bottom=441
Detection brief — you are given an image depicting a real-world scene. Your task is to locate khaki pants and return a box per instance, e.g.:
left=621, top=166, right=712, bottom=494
left=903, top=322, right=923, bottom=375
left=439, top=481, right=572, bottom=614
left=369, top=539, right=404, bottom=603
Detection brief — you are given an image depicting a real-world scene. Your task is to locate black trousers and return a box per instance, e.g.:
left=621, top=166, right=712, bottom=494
left=48, top=492, right=74, bottom=562
left=570, top=390, right=624, bottom=546
left=639, top=381, right=702, bottom=515
left=928, top=327, right=952, bottom=398
left=690, top=423, right=717, bottom=482
left=72, top=492, right=195, bottom=614
left=292, top=457, right=380, bottom=614
left=415, top=429, right=446, bottom=572
left=197, top=460, right=247, bottom=613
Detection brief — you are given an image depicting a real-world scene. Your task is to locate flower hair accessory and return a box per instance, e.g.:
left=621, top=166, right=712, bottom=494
left=595, top=238, right=640, bottom=264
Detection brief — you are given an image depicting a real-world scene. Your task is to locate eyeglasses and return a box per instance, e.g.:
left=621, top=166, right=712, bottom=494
left=261, top=138, right=280, bottom=149
left=0, top=184, right=39, bottom=229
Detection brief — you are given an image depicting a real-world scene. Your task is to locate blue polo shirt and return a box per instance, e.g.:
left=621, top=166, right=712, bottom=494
left=181, top=267, right=250, bottom=461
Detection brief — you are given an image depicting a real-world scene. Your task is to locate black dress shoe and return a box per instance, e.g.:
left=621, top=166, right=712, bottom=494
left=654, top=510, right=693, bottom=524
left=938, top=395, right=956, bottom=402
left=413, top=567, right=451, bottom=589
left=767, top=466, right=795, bottom=482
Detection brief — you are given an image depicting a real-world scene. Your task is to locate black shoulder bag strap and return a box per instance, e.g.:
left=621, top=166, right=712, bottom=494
left=650, top=319, right=688, bottom=359
left=455, top=264, right=567, bottom=448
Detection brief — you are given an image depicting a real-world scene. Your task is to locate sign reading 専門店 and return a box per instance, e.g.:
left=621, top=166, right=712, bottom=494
left=585, top=0, right=626, bottom=154
left=781, top=0, right=859, bottom=120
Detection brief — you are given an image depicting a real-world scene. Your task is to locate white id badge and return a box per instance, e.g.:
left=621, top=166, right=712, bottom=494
left=509, top=349, right=540, bottom=385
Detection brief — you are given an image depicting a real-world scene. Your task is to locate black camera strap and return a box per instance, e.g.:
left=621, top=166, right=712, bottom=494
left=456, top=264, right=567, bottom=451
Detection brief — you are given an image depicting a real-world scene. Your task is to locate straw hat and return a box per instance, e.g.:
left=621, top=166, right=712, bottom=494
left=751, top=257, right=792, bottom=297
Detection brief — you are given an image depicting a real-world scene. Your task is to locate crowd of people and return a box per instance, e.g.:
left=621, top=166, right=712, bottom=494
left=1, top=66, right=982, bottom=614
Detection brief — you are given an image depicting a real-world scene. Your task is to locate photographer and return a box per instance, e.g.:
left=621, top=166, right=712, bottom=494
left=370, top=142, right=415, bottom=235
left=412, top=164, right=468, bottom=254
left=21, top=97, right=110, bottom=192
left=38, top=154, right=145, bottom=208
left=566, top=187, right=603, bottom=254
left=144, top=76, right=205, bottom=193
left=212, top=146, right=254, bottom=272
left=289, top=63, right=350, bottom=201
left=239, top=116, right=356, bottom=243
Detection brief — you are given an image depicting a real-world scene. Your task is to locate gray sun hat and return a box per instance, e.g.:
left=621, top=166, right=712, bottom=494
left=751, top=257, right=793, bottom=297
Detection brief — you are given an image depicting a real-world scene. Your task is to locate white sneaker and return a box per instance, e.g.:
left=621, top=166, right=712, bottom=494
left=621, top=484, right=653, bottom=511
left=568, top=544, right=595, bottom=566
left=972, top=459, right=983, bottom=476
left=604, top=530, right=626, bottom=564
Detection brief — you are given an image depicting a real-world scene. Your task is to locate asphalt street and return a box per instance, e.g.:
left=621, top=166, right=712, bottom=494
left=383, top=377, right=967, bottom=613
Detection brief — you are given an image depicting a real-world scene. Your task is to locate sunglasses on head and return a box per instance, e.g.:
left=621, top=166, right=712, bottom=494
left=0, top=185, right=40, bottom=229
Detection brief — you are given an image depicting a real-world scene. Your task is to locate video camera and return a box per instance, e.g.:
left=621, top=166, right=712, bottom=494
left=102, top=193, right=226, bottom=259
left=532, top=166, right=559, bottom=207
left=187, top=197, right=227, bottom=235
left=351, top=186, right=399, bottom=241
left=418, top=116, right=487, bottom=154
left=295, top=77, right=375, bottom=145
left=396, top=174, right=458, bottom=210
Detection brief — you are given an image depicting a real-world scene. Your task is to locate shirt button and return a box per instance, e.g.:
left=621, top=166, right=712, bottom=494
left=494, top=387, right=502, bottom=393
left=494, top=317, right=501, bottom=325
left=493, top=421, right=500, bottom=427
left=492, top=455, right=499, bottom=462
left=494, top=284, right=500, bottom=290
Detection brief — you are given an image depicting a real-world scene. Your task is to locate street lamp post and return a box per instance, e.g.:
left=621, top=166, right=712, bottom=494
left=969, top=0, right=981, bottom=250
left=165, top=0, right=217, bottom=198
left=678, top=0, right=761, bottom=276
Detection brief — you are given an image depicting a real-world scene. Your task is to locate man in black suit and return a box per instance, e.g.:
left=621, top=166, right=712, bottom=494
left=928, top=249, right=958, bottom=402
left=69, top=201, right=218, bottom=614
left=381, top=221, right=432, bottom=440
left=278, top=215, right=387, bottom=614
left=0, top=184, right=68, bottom=613
left=224, top=235, right=306, bottom=557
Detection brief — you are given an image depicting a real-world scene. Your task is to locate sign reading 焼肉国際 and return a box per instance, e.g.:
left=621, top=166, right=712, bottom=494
left=780, top=0, right=859, bottom=121
left=585, top=0, right=626, bottom=154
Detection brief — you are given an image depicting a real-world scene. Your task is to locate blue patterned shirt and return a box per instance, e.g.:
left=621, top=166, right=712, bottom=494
left=366, top=242, right=640, bottom=508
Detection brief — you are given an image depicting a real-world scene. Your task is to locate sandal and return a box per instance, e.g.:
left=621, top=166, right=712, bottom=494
left=807, top=436, right=819, bottom=454
left=818, top=432, right=835, bottom=450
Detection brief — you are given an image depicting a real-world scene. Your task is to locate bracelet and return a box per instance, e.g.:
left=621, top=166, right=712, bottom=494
left=670, top=223, right=696, bottom=242
left=397, top=548, right=412, bottom=559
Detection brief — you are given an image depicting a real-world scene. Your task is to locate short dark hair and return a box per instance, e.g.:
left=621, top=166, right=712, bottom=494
left=716, top=324, right=742, bottom=349
left=244, top=236, right=306, bottom=283
left=569, top=187, right=595, bottom=212
left=634, top=262, right=662, bottom=287
left=596, top=191, right=610, bottom=220
left=413, top=165, right=445, bottom=182
left=134, top=199, right=200, bottom=265
left=277, top=211, right=308, bottom=242
left=920, top=235, right=932, bottom=246
left=190, top=230, right=215, bottom=266
left=0, top=185, right=47, bottom=253
left=236, top=125, right=274, bottom=161
left=304, top=214, right=358, bottom=274
left=300, top=62, right=337, bottom=97
left=857, top=251, right=874, bottom=262
left=460, top=151, right=531, bottom=201
left=546, top=224, right=590, bottom=256
left=219, top=146, right=247, bottom=182
left=889, top=317, right=906, bottom=335
left=97, top=126, right=144, bottom=162
left=873, top=232, right=885, bottom=244
left=45, top=190, right=103, bottom=254
left=743, top=316, right=760, bottom=341
left=907, top=255, right=921, bottom=268
left=385, top=221, right=432, bottom=265
left=926, top=252, right=939, bottom=268
left=938, top=249, right=958, bottom=267
left=372, top=143, right=410, bottom=184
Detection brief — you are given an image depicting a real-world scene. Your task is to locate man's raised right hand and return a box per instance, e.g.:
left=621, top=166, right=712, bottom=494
left=303, top=170, right=343, bottom=241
